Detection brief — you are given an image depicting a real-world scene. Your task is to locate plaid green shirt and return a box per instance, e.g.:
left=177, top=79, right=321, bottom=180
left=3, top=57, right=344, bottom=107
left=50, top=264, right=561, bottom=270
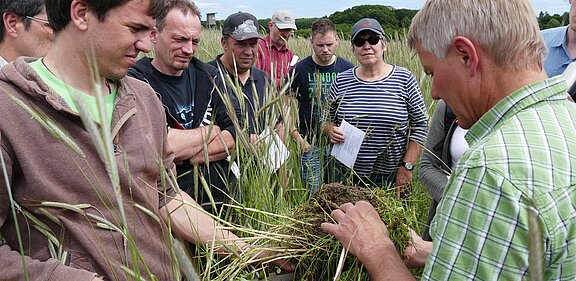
left=423, top=77, right=576, bottom=280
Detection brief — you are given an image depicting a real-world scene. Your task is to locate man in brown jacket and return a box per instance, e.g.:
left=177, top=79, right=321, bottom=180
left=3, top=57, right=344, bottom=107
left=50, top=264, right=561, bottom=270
left=0, top=0, right=285, bottom=280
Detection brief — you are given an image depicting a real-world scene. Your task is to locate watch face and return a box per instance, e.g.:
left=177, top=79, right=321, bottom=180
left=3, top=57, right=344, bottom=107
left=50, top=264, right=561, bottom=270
left=404, top=162, right=414, bottom=170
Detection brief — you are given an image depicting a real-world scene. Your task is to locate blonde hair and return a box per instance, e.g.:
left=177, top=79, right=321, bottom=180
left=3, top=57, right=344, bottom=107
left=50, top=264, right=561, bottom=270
left=408, top=0, right=546, bottom=71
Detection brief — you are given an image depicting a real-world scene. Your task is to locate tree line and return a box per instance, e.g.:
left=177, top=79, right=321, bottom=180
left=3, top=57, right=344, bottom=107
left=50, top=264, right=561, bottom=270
left=256, top=5, right=417, bottom=39
left=208, top=5, right=570, bottom=39
left=538, top=11, right=569, bottom=30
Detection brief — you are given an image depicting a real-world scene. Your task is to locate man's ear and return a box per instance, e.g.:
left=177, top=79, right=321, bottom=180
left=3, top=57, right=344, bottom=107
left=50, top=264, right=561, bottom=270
left=452, top=36, right=479, bottom=76
left=70, top=0, right=89, bottom=31
left=3, top=12, right=20, bottom=38
left=220, top=36, right=227, bottom=50
left=150, top=28, right=158, bottom=43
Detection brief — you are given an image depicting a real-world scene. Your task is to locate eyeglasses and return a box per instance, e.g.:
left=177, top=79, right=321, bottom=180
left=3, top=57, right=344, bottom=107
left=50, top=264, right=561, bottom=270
left=25, top=16, right=51, bottom=28
left=353, top=35, right=382, bottom=47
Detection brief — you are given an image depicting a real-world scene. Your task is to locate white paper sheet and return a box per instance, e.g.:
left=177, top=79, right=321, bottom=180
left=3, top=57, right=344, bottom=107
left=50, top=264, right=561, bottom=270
left=259, top=127, right=290, bottom=172
left=330, top=120, right=365, bottom=169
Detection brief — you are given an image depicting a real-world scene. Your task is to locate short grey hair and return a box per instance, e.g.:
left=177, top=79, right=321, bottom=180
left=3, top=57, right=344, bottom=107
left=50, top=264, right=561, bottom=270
left=408, top=0, right=546, bottom=71
left=156, top=0, right=201, bottom=31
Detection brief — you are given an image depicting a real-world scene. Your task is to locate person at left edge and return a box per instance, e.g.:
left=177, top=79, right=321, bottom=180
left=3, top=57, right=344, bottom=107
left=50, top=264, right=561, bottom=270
left=0, top=0, right=293, bottom=280
left=0, top=0, right=54, bottom=66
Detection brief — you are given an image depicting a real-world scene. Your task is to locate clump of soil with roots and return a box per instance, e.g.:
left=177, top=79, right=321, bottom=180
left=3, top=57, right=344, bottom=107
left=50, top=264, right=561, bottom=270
left=273, top=183, right=415, bottom=280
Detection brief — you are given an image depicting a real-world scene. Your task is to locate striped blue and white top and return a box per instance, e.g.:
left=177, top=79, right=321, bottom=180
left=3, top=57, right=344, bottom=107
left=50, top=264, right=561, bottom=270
left=327, top=65, right=428, bottom=177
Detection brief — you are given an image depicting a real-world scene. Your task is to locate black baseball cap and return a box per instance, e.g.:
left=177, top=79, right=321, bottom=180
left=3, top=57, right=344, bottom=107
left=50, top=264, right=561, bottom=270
left=222, top=12, right=261, bottom=41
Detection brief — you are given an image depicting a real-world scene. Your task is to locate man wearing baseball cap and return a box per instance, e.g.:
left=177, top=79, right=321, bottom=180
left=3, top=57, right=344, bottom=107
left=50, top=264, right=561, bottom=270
left=209, top=11, right=276, bottom=141
left=256, top=9, right=298, bottom=89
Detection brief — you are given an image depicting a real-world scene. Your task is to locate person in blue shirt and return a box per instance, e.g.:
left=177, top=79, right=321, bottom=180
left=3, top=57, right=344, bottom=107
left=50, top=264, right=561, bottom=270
left=289, top=19, right=354, bottom=195
left=542, top=0, right=576, bottom=77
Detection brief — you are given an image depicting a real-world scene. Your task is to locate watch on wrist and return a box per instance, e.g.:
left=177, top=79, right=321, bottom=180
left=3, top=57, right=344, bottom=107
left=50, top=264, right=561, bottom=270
left=400, top=161, right=414, bottom=171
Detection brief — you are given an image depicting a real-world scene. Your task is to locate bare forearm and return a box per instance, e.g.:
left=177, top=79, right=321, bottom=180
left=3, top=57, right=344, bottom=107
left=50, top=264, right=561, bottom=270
left=396, top=140, right=422, bottom=190
left=168, top=126, right=219, bottom=161
left=363, top=242, right=416, bottom=281
left=403, top=140, right=422, bottom=164
left=160, top=192, right=245, bottom=252
left=190, top=150, right=229, bottom=165
left=190, top=130, right=234, bottom=164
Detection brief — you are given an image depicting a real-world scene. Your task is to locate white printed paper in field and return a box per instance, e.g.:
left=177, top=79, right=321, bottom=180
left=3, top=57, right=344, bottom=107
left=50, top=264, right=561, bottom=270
left=226, top=155, right=240, bottom=179
left=290, top=55, right=299, bottom=67
left=259, top=127, right=290, bottom=172
left=331, top=120, right=365, bottom=169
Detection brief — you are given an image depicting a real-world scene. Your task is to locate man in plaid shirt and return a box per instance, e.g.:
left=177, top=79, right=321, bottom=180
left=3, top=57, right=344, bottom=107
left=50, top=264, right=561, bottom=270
left=321, top=0, right=576, bottom=280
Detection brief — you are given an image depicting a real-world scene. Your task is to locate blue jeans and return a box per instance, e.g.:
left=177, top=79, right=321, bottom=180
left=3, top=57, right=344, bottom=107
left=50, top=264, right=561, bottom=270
left=300, top=146, right=323, bottom=195
left=334, top=163, right=396, bottom=189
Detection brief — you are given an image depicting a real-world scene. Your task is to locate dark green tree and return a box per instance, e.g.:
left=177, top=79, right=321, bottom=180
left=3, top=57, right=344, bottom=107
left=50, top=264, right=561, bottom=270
left=538, top=11, right=569, bottom=30
left=394, top=9, right=418, bottom=28
left=329, top=5, right=399, bottom=29
left=545, top=18, right=562, bottom=29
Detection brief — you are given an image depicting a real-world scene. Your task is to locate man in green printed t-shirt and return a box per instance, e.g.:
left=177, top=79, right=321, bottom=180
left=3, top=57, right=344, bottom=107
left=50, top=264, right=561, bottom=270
left=321, top=0, right=576, bottom=280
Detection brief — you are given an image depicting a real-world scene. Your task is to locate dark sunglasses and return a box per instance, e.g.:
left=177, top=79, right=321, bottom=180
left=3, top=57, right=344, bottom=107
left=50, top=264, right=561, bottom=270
left=353, top=35, right=382, bottom=47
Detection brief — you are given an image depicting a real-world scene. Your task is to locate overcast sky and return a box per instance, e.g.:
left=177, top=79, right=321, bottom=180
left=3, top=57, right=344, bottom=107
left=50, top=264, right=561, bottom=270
left=196, top=0, right=570, bottom=21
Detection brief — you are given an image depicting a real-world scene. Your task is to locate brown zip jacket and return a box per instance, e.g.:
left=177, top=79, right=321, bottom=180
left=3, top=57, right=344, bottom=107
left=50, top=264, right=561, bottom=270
left=0, top=58, right=177, bottom=281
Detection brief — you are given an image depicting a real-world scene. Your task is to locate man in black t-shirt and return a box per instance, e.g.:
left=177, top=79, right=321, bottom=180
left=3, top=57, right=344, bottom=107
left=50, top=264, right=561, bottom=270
left=289, top=19, right=354, bottom=194
left=128, top=1, right=238, bottom=214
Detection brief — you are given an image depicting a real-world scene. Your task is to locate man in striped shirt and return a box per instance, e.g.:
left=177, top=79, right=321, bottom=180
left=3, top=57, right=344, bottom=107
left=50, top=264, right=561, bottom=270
left=321, top=0, right=576, bottom=280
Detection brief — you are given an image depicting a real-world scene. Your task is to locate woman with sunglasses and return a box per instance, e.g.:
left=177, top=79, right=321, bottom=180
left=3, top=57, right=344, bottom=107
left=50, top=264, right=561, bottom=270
left=323, top=18, right=428, bottom=198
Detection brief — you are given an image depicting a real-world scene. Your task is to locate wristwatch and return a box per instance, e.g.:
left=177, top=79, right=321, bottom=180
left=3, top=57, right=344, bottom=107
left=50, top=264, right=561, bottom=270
left=400, top=161, right=414, bottom=171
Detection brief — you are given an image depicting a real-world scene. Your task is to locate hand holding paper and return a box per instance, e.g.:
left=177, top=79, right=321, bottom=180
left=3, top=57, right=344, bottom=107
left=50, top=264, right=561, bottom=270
left=330, top=120, right=365, bottom=169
